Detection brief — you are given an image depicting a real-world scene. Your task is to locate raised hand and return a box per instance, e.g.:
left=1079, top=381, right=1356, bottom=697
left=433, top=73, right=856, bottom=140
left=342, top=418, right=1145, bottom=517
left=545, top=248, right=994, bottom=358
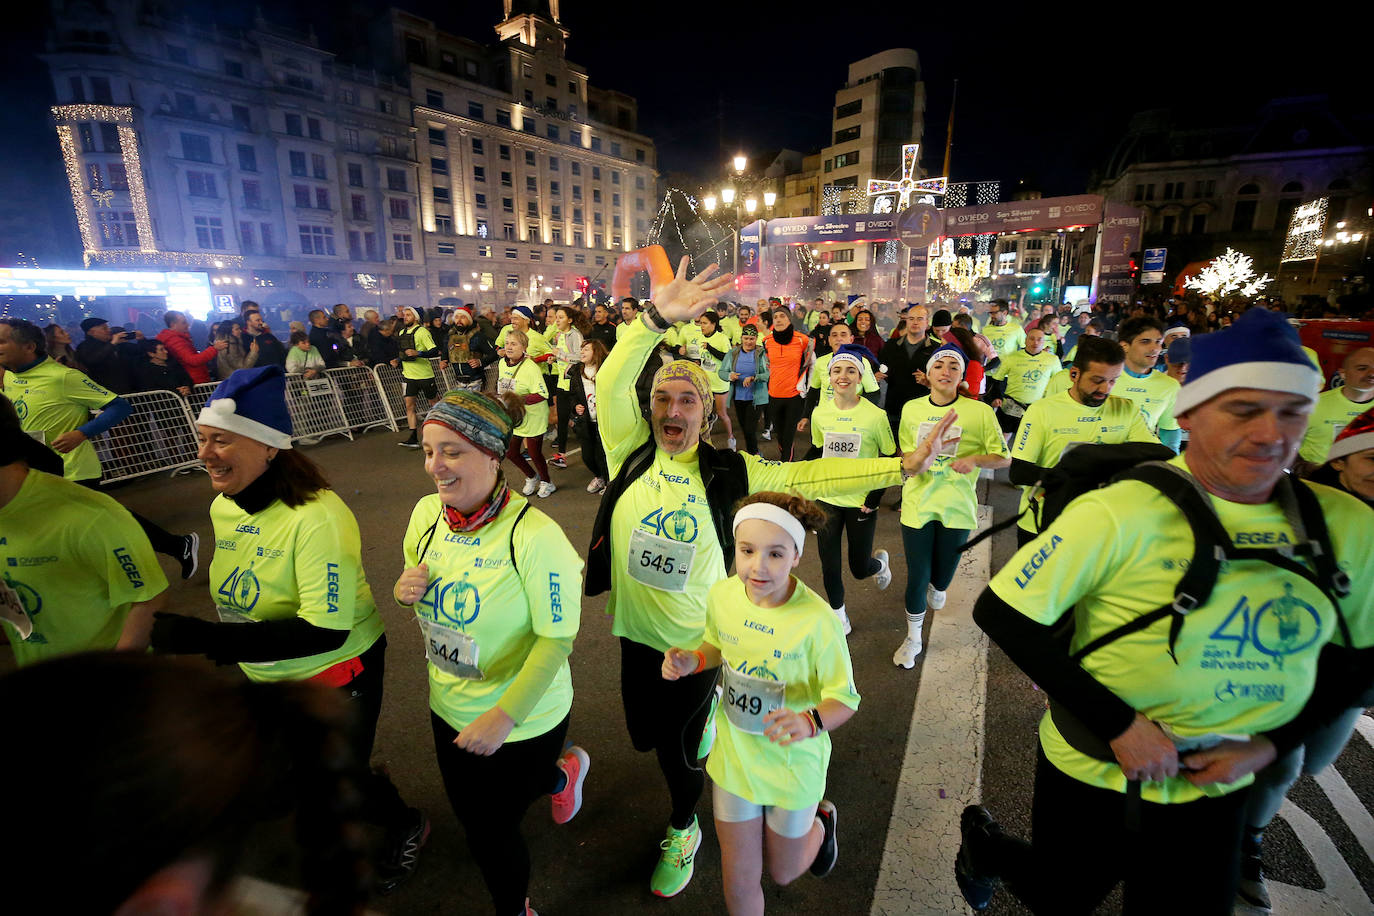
left=652, top=256, right=735, bottom=325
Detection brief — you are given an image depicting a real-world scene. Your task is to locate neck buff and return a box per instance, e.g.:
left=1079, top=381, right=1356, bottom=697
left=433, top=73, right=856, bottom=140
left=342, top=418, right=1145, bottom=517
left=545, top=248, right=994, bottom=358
left=443, top=478, right=511, bottom=532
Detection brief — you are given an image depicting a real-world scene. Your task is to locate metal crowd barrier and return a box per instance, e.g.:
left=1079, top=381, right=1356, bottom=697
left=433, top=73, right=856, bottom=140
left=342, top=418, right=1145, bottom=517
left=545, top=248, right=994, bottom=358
left=91, top=389, right=203, bottom=484
left=93, top=360, right=448, bottom=482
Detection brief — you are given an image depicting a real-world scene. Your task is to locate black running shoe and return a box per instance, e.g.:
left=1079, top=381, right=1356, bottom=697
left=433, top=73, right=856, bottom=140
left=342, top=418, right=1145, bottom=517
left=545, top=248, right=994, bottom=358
left=809, top=800, right=838, bottom=877
left=1236, top=829, right=1271, bottom=911
left=179, top=532, right=200, bottom=580
left=955, top=805, right=999, bottom=910
left=376, top=808, right=430, bottom=895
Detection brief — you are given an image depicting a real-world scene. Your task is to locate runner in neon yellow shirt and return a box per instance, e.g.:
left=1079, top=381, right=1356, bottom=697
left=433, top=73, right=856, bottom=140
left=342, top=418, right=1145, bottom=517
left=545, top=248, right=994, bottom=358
left=799, top=322, right=880, bottom=445
left=396, top=306, right=443, bottom=448
left=589, top=258, right=954, bottom=898
left=809, top=344, right=898, bottom=634
left=0, top=415, right=166, bottom=665
left=662, top=494, right=859, bottom=911
left=1296, top=347, right=1374, bottom=465
left=1115, top=315, right=1182, bottom=451
left=982, top=299, right=1026, bottom=358
left=989, top=326, right=1062, bottom=435
left=1008, top=337, right=1158, bottom=542
left=957, top=306, right=1374, bottom=914
left=497, top=330, right=554, bottom=498
left=149, top=365, right=427, bottom=892
left=546, top=304, right=586, bottom=470
left=895, top=344, right=1009, bottom=666
left=617, top=297, right=641, bottom=342
left=394, top=388, right=589, bottom=916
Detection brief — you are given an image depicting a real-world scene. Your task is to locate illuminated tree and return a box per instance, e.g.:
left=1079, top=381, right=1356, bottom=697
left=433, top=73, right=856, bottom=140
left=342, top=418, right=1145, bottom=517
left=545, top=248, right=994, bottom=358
left=1184, top=247, right=1272, bottom=300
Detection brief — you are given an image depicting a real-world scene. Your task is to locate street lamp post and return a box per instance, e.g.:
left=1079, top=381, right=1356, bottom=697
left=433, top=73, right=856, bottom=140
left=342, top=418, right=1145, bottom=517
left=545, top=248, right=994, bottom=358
left=702, top=155, right=778, bottom=284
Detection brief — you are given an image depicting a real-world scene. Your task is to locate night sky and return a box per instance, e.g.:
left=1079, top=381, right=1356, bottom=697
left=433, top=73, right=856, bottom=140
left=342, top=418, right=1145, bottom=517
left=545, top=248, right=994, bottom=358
left=0, top=1, right=1364, bottom=265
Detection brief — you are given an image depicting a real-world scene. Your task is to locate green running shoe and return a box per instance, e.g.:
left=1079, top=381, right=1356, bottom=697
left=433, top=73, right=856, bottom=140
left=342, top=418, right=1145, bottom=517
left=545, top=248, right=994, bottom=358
left=650, top=816, right=702, bottom=898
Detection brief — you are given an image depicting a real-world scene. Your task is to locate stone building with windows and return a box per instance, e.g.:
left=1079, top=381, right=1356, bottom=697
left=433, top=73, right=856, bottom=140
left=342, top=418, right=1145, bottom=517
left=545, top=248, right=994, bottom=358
left=42, top=0, right=658, bottom=317
left=1094, top=96, right=1372, bottom=299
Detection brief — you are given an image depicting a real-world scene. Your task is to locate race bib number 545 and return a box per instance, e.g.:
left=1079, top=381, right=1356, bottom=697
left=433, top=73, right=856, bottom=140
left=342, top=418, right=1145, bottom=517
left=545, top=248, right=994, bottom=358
left=628, top=528, right=694, bottom=592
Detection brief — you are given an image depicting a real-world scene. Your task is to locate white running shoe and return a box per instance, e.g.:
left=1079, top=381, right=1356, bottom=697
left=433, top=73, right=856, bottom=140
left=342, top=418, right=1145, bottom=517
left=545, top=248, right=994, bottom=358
left=537, top=480, right=557, bottom=498
left=586, top=477, right=605, bottom=493
left=521, top=476, right=539, bottom=496
left=761, top=427, right=772, bottom=441
left=834, top=605, right=852, bottom=636
left=727, top=437, right=737, bottom=451
left=893, top=636, right=923, bottom=669
left=927, top=585, right=948, bottom=610
left=873, top=550, right=892, bottom=590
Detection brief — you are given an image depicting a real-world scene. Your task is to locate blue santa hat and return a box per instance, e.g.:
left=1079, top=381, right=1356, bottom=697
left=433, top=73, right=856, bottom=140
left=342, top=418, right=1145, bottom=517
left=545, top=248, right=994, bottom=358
left=926, top=342, right=967, bottom=374
left=197, top=365, right=294, bottom=449
left=511, top=305, right=535, bottom=321
left=1174, top=307, right=1320, bottom=415
left=829, top=343, right=878, bottom=372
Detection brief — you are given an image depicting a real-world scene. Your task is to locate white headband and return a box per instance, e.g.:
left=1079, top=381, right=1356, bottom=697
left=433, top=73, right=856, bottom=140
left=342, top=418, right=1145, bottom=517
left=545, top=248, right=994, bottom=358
left=732, top=503, right=807, bottom=557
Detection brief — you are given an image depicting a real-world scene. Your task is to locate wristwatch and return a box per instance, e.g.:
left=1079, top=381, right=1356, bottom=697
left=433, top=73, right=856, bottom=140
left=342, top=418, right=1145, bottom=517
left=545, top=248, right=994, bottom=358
left=642, top=302, right=672, bottom=333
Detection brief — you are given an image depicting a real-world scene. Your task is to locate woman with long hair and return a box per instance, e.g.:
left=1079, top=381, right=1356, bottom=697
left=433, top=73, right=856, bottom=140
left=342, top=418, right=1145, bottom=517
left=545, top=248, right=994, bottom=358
left=149, top=365, right=428, bottom=894
left=395, top=388, right=589, bottom=916
left=548, top=304, right=590, bottom=469
left=568, top=338, right=610, bottom=493
left=215, top=317, right=260, bottom=380
left=691, top=310, right=735, bottom=448
left=43, top=324, right=82, bottom=371
left=852, top=309, right=885, bottom=357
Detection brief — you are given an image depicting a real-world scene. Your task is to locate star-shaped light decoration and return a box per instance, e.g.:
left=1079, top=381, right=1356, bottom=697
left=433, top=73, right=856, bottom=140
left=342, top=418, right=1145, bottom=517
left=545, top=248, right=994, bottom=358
left=866, top=144, right=948, bottom=211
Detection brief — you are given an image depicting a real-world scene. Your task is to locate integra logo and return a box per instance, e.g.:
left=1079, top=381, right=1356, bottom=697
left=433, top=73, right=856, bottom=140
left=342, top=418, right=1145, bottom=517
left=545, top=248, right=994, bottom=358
left=113, top=547, right=144, bottom=588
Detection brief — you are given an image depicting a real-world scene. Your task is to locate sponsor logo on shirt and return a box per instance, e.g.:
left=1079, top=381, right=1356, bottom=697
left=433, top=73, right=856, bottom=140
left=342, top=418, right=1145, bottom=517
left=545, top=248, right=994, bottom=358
left=444, top=533, right=482, bottom=545
left=549, top=571, right=563, bottom=623
left=216, top=538, right=237, bottom=551
left=743, top=619, right=775, bottom=635
left=7, top=556, right=58, bottom=567
left=256, top=546, right=285, bottom=558
left=326, top=562, right=340, bottom=613
left=113, top=547, right=144, bottom=588
left=1213, top=680, right=1285, bottom=703
left=1016, top=421, right=1033, bottom=451
left=773, top=647, right=805, bottom=661
left=641, top=506, right=699, bottom=543
left=735, top=658, right=780, bottom=679
left=472, top=557, right=510, bottom=569
left=235, top=524, right=261, bottom=535
left=1204, top=584, right=1323, bottom=672
left=1013, top=534, right=1063, bottom=589
left=1233, top=531, right=1291, bottom=546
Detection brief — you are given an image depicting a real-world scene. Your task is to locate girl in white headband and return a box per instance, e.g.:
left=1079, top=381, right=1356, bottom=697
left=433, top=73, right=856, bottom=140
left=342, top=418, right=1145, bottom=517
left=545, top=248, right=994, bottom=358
left=661, top=492, right=860, bottom=913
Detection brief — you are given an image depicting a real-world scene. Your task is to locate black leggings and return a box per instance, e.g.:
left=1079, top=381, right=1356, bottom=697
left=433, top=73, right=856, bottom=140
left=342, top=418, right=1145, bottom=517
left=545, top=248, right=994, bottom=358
left=574, top=418, right=608, bottom=480
left=342, top=636, right=410, bottom=830
left=983, top=746, right=1248, bottom=914
left=619, top=637, right=717, bottom=830
left=554, top=387, right=573, bottom=453
left=431, top=711, right=569, bottom=915
left=733, top=399, right=760, bottom=453
left=816, top=501, right=881, bottom=609
left=900, top=521, right=968, bottom=614
left=767, top=395, right=804, bottom=461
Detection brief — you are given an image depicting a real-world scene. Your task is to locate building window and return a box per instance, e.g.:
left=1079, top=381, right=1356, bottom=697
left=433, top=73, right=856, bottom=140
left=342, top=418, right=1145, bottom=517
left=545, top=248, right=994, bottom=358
left=835, top=99, right=862, bottom=119
left=526, top=176, right=538, bottom=193
left=97, top=211, right=138, bottom=247
left=501, top=171, right=513, bottom=187
left=635, top=198, right=644, bottom=211
left=307, top=118, right=322, bottom=140
left=339, top=88, right=356, bottom=105
left=433, top=156, right=449, bottom=175
left=425, top=89, right=444, bottom=108
left=590, top=136, right=602, bottom=152
left=365, top=232, right=379, bottom=260
left=505, top=249, right=518, bottom=260
left=428, top=127, right=446, bottom=147
left=342, top=128, right=359, bottom=152
left=569, top=129, right=581, bottom=147
left=438, top=270, right=461, bottom=286
left=574, top=252, right=585, bottom=264
left=552, top=250, right=564, bottom=262
left=524, top=150, right=536, bottom=167
left=497, top=110, right=511, bottom=127
left=833, top=151, right=859, bottom=168
left=470, top=138, right=484, bottom=157
left=231, top=104, right=251, bottom=131
left=592, top=166, right=601, bottom=181
left=314, top=188, right=330, bottom=210
left=387, top=168, right=407, bottom=191
left=522, top=117, right=535, bottom=134
left=503, top=223, right=515, bottom=239
left=393, top=275, right=417, bottom=290
left=237, top=144, right=257, bottom=172
left=636, top=149, right=646, bottom=163
left=571, top=161, right=581, bottom=176
left=1231, top=200, right=1257, bottom=233
left=393, top=233, right=414, bottom=260
left=834, top=125, right=860, bottom=144
left=593, top=212, right=602, bottom=226
left=473, top=165, right=486, bottom=182
left=468, top=101, right=484, bottom=120
left=612, top=193, right=621, bottom=207
left=524, top=89, right=534, bottom=103
left=186, top=171, right=217, bottom=198
left=551, top=229, right=562, bottom=244
left=475, top=193, right=487, bottom=209
left=223, top=59, right=244, bottom=79
left=550, top=181, right=561, bottom=196
left=304, top=271, right=332, bottom=289
left=465, top=60, right=479, bottom=78
left=499, top=144, right=511, bottom=161
left=572, top=186, right=582, bottom=201
left=347, top=163, right=364, bottom=187
left=289, top=151, right=307, bottom=177
left=389, top=198, right=411, bottom=220
left=350, top=194, right=366, bottom=220
left=526, top=202, right=538, bottom=217
left=293, top=185, right=311, bottom=208
left=241, top=221, right=255, bottom=252
left=194, top=216, right=226, bottom=249
left=573, top=207, right=583, bottom=223
left=611, top=141, right=621, bottom=157
left=592, top=189, right=602, bottom=203
left=312, top=153, right=328, bottom=179
left=285, top=114, right=303, bottom=136
left=475, top=218, right=489, bottom=238
left=439, top=242, right=457, bottom=255
left=502, top=197, right=515, bottom=213
left=549, top=157, right=560, bottom=172
left=529, top=250, right=541, bottom=261
left=507, top=273, right=520, bottom=289
left=547, top=125, right=559, bottom=141
left=181, top=133, right=212, bottom=163
left=612, top=172, right=621, bottom=186
left=433, top=186, right=450, bottom=203
left=476, top=244, right=489, bottom=257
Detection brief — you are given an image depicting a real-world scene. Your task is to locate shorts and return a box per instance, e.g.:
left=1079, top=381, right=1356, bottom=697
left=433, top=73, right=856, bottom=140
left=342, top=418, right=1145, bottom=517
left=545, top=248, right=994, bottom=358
left=404, top=377, right=439, bottom=399
left=712, top=783, right=818, bottom=838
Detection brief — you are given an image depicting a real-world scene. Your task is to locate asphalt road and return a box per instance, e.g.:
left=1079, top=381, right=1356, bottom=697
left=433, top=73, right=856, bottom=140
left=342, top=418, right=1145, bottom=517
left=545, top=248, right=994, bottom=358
left=6, top=426, right=1371, bottom=915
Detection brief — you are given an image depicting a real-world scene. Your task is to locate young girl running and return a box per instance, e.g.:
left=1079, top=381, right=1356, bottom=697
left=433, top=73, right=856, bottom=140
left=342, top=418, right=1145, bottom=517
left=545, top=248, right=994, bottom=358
left=567, top=339, right=610, bottom=493
left=893, top=344, right=1009, bottom=667
left=498, top=329, right=554, bottom=498
left=662, top=492, right=860, bottom=916
left=808, top=344, right=896, bottom=633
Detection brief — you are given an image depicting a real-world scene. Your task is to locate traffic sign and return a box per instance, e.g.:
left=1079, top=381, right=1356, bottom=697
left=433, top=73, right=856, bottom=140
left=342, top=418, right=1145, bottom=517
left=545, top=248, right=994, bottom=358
left=1143, top=248, right=1167, bottom=272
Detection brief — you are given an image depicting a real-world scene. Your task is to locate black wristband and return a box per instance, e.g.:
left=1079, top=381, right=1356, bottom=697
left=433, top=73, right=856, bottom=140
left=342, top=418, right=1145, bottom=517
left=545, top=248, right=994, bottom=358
left=643, top=302, right=672, bottom=332
left=807, top=707, right=824, bottom=734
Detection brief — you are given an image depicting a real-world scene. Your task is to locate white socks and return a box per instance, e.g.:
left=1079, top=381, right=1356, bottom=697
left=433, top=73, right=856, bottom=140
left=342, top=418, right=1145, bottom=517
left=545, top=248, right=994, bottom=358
left=906, top=612, right=925, bottom=640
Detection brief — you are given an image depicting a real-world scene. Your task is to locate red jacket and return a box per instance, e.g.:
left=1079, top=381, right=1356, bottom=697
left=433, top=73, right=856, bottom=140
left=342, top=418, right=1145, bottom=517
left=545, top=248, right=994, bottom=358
left=157, top=328, right=218, bottom=384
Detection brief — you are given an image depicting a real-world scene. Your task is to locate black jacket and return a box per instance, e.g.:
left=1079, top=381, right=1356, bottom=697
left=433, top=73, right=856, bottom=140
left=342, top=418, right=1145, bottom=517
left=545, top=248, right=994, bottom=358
left=75, top=338, right=134, bottom=393
left=367, top=331, right=399, bottom=367
left=586, top=322, right=618, bottom=351
left=308, top=325, right=349, bottom=369
left=879, top=335, right=940, bottom=417
left=447, top=326, right=498, bottom=383
left=247, top=329, right=288, bottom=369
left=135, top=359, right=193, bottom=392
